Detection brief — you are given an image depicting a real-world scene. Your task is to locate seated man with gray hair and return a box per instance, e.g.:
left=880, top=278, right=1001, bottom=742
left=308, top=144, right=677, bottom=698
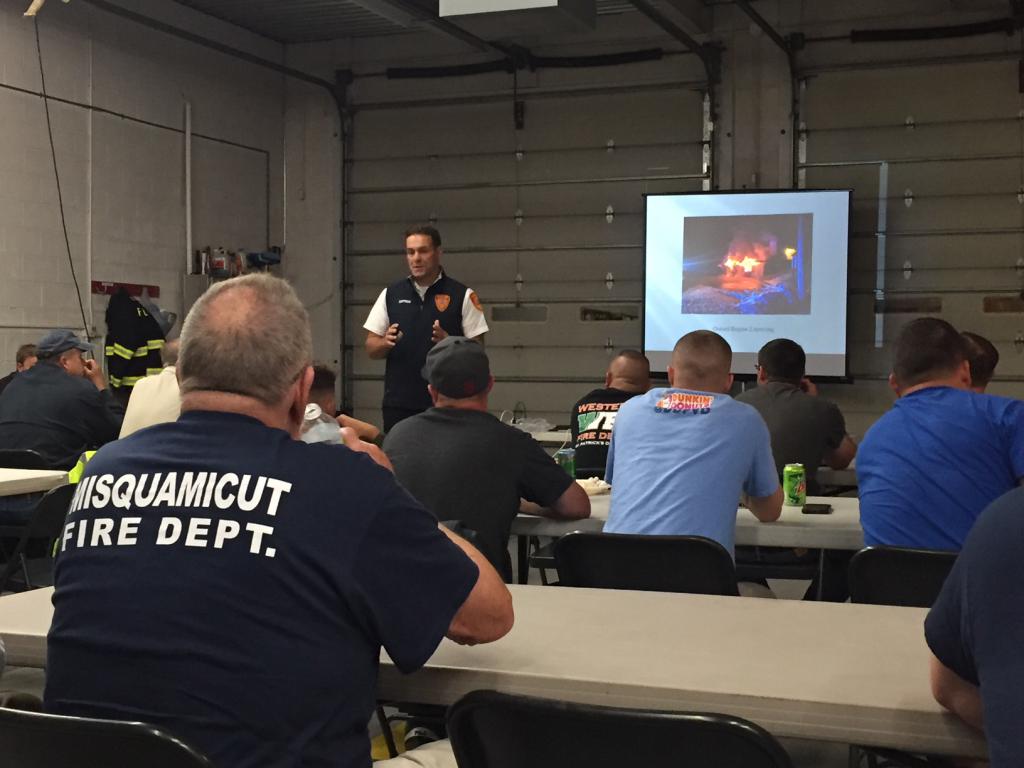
left=45, top=274, right=513, bottom=768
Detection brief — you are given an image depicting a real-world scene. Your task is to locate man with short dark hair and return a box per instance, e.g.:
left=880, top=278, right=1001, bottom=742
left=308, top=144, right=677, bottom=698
left=364, top=225, right=488, bottom=432
left=0, top=343, right=38, bottom=398
left=736, top=338, right=856, bottom=494
left=308, top=363, right=381, bottom=444
left=384, top=336, right=590, bottom=581
left=858, top=318, right=1024, bottom=550
left=926, top=486, right=1024, bottom=766
left=570, top=350, right=650, bottom=479
left=604, top=331, right=781, bottom=553
left=0, top=330, right=122, bottom=469
left=45, top=275, right=513, bottom=768
left=961, top=331, right=999, bottom=393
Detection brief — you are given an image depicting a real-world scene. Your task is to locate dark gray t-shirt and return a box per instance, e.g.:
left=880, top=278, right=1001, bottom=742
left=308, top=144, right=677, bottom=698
left=384, top=407, right=574, bottom=581
left=735, top=381, right=847, bottom=494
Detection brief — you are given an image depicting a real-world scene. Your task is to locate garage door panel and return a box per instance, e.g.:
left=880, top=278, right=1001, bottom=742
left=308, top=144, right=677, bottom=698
left=872, top=194, right=1023, bottom=233
left=517, top=144, right=703, bottom=184
left=348, top=187, right=517, bottom=221
left=516, top=216, right=643, bottom=247
left=807, top=123, right=1018, bottom=164
left=805, top=62, right=1015, bottom=129
left=354, top=102, right=516, bottom=157
left=350, top=154, right=518, bottom=189
left=521, top=90, right=704, bottom=146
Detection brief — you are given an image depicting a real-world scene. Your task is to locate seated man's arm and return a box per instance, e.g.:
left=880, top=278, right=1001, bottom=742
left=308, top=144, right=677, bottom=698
left=519, top=483, right=591, bottom=520
left=337, top=414, right=381, bottom=444
left=545, top=481, right=590, bottom=520
left=744, top=415, right=782, bottom=522
left=929, top=653, right=984, bottom=731
left=744, top=487, right=783, bottom=522
left=440, top=526, right=514, bottom=645
left=824, top=435, right=857, bottom=469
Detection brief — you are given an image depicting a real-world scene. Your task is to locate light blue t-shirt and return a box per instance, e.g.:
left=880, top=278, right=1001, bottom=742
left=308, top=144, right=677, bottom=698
left=858, top=386, right=1024, bottom=551
left=604, top=388, right=779, bottom=555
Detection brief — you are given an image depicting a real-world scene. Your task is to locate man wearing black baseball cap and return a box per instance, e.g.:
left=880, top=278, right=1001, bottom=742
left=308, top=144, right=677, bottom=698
left=0, top=329, right=123, bottom=473
left=384, top=336, right=590, bottom=581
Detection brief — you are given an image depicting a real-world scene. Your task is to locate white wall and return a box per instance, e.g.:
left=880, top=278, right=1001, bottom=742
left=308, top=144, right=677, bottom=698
left=0, top=0, right=285, bottom=372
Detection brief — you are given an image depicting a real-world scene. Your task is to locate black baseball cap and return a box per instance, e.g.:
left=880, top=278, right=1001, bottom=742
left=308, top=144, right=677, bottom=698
left=37, top=329, right=92, bottom=357
left=422, top=336, right=490, bottom=398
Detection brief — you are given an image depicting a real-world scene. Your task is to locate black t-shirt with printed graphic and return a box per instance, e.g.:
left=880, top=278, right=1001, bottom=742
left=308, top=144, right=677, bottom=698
left=570, top=387, right=640, bottom=480
left=45, top=410, right=478, bottom=768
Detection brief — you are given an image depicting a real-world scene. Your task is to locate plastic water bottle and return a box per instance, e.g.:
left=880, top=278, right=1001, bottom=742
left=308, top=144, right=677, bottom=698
left=300, top=403, right=342, bottom=444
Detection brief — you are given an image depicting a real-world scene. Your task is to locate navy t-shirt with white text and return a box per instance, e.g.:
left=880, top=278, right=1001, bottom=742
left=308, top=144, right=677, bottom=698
left=44, top=411, right=478, bottom=768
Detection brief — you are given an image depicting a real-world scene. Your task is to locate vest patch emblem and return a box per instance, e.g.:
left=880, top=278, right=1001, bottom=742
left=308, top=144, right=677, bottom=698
left=434, top=294, right=451, bottom=312
left=469, top=291, right=483, bottom=312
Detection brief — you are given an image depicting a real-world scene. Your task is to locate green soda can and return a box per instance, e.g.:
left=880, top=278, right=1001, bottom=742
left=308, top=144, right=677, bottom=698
left=555, top=447, right=576, bottom=478
left=783, top=463, right=807, bottom=507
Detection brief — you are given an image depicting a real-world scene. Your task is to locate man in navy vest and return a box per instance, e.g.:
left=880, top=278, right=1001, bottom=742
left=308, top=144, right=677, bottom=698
left=364, top=225, right=488, bottom=432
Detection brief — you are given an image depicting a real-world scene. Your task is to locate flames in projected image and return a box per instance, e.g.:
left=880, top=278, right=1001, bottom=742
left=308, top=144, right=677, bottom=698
left=680, top=213, right=813, bottom=315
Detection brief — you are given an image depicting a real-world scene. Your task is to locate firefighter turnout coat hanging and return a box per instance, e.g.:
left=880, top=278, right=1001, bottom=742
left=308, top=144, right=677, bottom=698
left=105, top=289, right=165, bottom=391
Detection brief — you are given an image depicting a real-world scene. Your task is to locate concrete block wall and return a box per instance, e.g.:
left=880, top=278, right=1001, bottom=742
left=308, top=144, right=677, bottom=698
left=0, top=0, right=284, bottom=374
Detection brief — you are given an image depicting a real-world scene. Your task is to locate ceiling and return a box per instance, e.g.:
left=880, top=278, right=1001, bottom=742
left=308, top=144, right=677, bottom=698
left=174, top=0, right=648, bottom=42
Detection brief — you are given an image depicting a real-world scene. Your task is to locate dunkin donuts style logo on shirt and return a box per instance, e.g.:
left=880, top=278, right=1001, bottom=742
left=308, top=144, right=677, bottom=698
left=654, top=392, right=714, bottom=415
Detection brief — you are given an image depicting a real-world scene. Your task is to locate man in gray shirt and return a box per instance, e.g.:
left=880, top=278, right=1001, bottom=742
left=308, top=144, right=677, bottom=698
left=384, top=337, right=590, bottom=582
left=736, top=338, right=856, bottom=495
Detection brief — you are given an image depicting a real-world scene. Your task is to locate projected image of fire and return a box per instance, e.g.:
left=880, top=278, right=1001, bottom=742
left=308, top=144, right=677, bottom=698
left=681, top=213, right=812, bottom=315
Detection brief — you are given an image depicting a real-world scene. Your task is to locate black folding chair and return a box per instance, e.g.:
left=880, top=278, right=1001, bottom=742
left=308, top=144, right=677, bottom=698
left=848, top=546, right=958, bottom=608
left=448, top=689, right=793, bottom=768
left=0, top=450, right=50, bottom=470
left=847, top=546, right=959, bottom=768
left=0, top=484, right=74, bottom=593
left=0, top=706, right=213, bottom=768
left=554, top=532, right=740, bottom=596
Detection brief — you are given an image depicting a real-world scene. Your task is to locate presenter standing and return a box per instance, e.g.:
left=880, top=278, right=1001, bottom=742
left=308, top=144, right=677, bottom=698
left=364, top=225, right=488, bottom=432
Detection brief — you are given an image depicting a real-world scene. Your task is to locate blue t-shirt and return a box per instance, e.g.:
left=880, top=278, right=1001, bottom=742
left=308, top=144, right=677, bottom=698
left=44, top=411, right=478, bottom=768
left=858, top=387, right=1024, bottom=550
left=603, top=388, right=779, bottom=554
left=925, top=487, right=1024, bottom=767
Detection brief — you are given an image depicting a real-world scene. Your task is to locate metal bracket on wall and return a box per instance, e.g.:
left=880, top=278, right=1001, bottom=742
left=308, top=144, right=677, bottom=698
left=875, top=161, right=889, bottom=348
left=702, top=91, right=713, bottom=191
left=904, top=188, right=914, bottom=208
left=605, top=272, right=615, bottom=291
left=796, top=80, right=807, bottom=189
left=605, top=205, right=615, bottom=223
left=903, top=260, right=913, bottom=280
left=515, top=209, right=524, bottom=226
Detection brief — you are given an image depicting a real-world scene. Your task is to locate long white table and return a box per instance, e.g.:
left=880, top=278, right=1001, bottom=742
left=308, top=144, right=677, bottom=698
left=0, top=585, right=984, bottom=758
left=0, top=468, right=68, bottom=497
left=514, top=495, right=864, bottom=550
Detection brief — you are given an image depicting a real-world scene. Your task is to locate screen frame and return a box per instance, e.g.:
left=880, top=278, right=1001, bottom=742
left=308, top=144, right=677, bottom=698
left=641, top=188, right=854, bottom=385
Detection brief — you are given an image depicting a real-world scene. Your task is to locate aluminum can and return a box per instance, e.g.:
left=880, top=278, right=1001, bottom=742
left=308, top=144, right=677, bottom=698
left=554, top=447, right=576, bottom=478
left=783, top=463, right=806, bottom=507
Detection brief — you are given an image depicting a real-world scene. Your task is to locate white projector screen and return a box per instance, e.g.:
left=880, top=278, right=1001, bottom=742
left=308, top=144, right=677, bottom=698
left=644, top=190, right=851, bottom=378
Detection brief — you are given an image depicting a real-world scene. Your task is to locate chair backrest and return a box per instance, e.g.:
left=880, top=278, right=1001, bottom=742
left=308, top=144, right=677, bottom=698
left=0, top=484, right=74, bottom=592
left=554, top=532, right=740, bottom=596
left=848, top=546, right=958, bottom=608
left=0, top=706, right=213, bottom=768
left=448, top=690, right=793, bottom=768
left=0, top=450, right=50, bottom=470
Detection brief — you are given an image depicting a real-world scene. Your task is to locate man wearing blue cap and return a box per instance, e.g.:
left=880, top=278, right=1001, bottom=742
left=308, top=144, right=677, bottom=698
left=0, top=329, right=123, bottom=471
